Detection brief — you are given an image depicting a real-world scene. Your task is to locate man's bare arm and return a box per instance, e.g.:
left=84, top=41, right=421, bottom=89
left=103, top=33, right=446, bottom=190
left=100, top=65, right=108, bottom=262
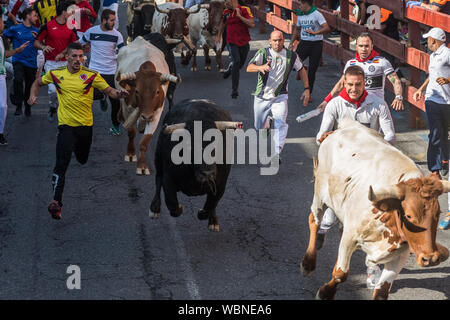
left=387, top=72, right=404, bottom=111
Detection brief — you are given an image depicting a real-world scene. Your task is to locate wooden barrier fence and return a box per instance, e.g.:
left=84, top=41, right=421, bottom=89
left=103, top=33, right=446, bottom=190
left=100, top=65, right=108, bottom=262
left=254, top=0, right=450, bottom=128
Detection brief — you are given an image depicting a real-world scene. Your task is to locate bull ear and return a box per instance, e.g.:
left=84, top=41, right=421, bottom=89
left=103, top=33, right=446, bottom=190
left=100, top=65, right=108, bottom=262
left=139, top=61, right=156, bottom=72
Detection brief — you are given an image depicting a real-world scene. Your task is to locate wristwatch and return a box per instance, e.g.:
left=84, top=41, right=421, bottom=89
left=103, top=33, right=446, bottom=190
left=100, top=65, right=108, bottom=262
left=304, top=87, right=311, bottom=91
left=395, top=95, right=403, bottom=101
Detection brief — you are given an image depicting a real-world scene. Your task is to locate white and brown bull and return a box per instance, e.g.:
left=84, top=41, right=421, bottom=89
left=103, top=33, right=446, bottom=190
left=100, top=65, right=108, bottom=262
left=115, top=36, right=180, bottom=175
left=182, top=1, right=226, bottom=72
left=301, top=119, right=450, bottom=300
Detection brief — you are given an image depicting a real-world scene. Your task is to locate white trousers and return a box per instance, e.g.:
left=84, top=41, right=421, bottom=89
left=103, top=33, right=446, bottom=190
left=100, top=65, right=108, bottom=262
left=44, top=60, right=67, bottom=109
left=0, top=75, right=7, bottom=134
left=102, top=3, right=119, bottom=30
left=253, top=94, right=289, bottom=154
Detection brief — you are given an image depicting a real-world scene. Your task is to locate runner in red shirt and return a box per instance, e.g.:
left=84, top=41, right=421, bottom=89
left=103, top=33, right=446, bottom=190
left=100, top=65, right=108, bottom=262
left=222, top=0, right=254, bottom=99
left=34, top=0, right=78, bottom=122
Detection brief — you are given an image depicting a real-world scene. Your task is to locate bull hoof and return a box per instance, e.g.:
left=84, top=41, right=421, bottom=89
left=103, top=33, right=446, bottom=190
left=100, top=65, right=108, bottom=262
left=191, top=66, right=197, bottom=72
left=316, top=284, right=336, bottom=300
left=125, top=155, right=137, bottom=162
left=205, top=65, right=211, bottom=71
left=300, top=261, right=315, bottom=277
left=136, top=168, right=150, bottom=175
left=170, top=205, right=184, bottom=217
left=197, top=209, right=209, bottom=220
left=149, top=209, right=160, bottom=219
left=208, top=224, right=220, bottom=232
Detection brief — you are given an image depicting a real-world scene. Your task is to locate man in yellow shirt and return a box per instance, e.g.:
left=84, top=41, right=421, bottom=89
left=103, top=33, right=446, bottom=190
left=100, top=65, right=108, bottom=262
left=28, top=42, right=128, bottom=219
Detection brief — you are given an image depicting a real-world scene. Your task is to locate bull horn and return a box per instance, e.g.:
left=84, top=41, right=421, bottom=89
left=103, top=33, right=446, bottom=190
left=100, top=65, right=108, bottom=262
left=200, top=4, right=210, bottom=8
left=164, top=123, right=186, bottom=134
left=160, top=73, right=180, bottom=83
left=165, top=38, right=183, bottom=44
left=215, top=121, right=243, bottom=130
left=187, top=4, right=201, bottom=13
left=120, top=72, right=137, bottom=81
left=441, top=180, right=450, bottom=193
left=368, top=185, right=401, bottom=202
left=123, top=107, right=140, bottom=130
left=155, top=5, right=170, bottom=14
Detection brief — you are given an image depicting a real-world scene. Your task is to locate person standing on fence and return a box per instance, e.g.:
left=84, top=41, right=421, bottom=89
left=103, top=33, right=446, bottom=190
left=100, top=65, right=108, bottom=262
left=247, top=30, right=310, bottom=164
left=413, top=28, right=450, bottom=180
left=288, top=0, right=330, bottom=100
left=317, top=33, right=404, bottom=112
left=222, top=0, right=255, bottom=99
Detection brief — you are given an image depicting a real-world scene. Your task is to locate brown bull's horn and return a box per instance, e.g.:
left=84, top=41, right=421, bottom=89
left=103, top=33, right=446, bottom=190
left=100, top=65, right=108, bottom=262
left=123, top=107, right=140, bottom=130
left=155, top=5, right=170, bottom=14
left=165, top=38, right=183, bottom=44
left=120, top=72, right=137, bottom=81
left=368, top=185, right=401, bottom=202
left=441, top=180, right=450, bottom=193
left=215, top=121, right=243, bottom=130
left=163, top=123, right=186, bottom=134
left=187, top=4, right=201, bottom=13
left=160, top=73, right=180, bottom=83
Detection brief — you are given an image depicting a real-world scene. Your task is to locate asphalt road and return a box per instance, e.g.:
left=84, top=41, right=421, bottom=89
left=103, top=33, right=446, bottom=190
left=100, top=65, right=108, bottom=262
left=0, top=2, right=448, bottom=300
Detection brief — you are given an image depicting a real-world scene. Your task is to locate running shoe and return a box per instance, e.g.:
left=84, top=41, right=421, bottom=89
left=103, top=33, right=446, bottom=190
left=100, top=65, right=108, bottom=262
left=231, top=90, right=238, bottom=99
left=48, top=107, right=56, bottom=122
left=441, top=161, right=449, bottom=178
left=109, top=125, right=121, bottom=136
left=14, top=106, right=22, bottom=116
left=48, top=200, right=62, bottom=220
left=0, top=134, right=7, bottom=146
left=100, top=95, right=108, bottom=112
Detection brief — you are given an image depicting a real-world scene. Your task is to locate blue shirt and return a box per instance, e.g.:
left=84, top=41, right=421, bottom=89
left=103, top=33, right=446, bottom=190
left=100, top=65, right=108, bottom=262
left=3, top=24, right=39, bottom=68
left=103, top=0, right=118, bottom=7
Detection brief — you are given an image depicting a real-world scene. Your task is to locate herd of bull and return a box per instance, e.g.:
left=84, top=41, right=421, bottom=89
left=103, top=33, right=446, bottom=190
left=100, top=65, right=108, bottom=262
left=111, top=1, right=449, bottom=300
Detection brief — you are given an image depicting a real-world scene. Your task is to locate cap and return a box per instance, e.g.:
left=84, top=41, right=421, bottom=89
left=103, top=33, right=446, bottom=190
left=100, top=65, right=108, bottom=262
left=422, top=28, right=446, bottom=42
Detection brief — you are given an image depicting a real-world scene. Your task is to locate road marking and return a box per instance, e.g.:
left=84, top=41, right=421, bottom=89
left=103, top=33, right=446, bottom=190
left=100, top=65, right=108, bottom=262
left=167, top=218, right=201, bottom=300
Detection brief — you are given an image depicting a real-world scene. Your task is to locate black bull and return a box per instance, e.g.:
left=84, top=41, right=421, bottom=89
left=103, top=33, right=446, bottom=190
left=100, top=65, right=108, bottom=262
left=150, top=99, right=241, bottom=231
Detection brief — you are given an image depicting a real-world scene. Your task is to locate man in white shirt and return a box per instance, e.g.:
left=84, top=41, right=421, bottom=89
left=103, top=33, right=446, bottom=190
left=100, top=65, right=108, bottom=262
left=288, top=0, right=330, bottom=98
left=414, top=27, right=450, bottom=177
left=247, top=30, right=310, bottom=163
left=79, top=8, right=125, bottom=135
left=318, top=32, right=404, bottom=112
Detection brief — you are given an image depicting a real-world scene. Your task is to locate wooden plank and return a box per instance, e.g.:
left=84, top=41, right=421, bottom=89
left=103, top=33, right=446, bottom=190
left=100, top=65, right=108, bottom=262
left=405, top=7, right=450, bottom=32
left=406, top=47, right=430, bottom=73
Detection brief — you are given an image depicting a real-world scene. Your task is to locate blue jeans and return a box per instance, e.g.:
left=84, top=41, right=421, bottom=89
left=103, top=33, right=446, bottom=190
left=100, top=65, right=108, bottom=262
left=425, top=100, right=450, bottom=172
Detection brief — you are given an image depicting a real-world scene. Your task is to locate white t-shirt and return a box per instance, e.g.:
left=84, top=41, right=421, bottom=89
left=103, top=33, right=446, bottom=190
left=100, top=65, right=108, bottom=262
left=251, top=48, right=303, bottom=99
left=317, top=93, right=395, bottom=144
left=296, top=10, right=327, bottom=41
left=343, top=56, right=394, bottom=99
left=79, top=25, right=125, bottom=75
left=426, top=44, right=450, bottom=105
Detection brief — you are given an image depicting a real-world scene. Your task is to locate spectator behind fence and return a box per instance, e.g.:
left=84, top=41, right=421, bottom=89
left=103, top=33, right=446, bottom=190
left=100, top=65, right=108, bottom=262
left=34, top=0, right=78, bottom=123
left=289, top=0, right=330, bottom=99
left=3, top=7, right=39, bottom=117
left=413, top=28, right=450, bottom=180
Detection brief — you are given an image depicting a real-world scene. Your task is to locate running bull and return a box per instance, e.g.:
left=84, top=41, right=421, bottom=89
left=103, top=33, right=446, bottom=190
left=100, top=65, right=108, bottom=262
left=115, top=36, right=180, bottom=175
left=301, top=119, right=450, bottom=300
left=149, top=99, right=242, bottom=231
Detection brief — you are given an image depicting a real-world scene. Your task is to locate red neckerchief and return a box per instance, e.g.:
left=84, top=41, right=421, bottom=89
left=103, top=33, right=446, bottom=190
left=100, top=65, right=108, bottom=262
left=339, top=89, right=369, bottom=109
left=355, top=50, right=379, bottom=62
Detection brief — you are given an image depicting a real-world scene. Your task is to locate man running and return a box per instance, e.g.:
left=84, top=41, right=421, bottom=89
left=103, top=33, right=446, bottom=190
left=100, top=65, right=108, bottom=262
left=34, top=0, right=79, bottom=122
left=79, top=8, right=124, bottom=135
left=318, top=32, right=404, bottom=112
left=247, top=30, right=310, bottom=163
left=28, top=42, right=129, bottom=219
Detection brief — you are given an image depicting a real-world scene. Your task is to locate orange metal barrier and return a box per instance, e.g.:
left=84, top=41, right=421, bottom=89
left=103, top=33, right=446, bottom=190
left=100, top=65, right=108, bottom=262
left=255, top=0, right=450, bottom=128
